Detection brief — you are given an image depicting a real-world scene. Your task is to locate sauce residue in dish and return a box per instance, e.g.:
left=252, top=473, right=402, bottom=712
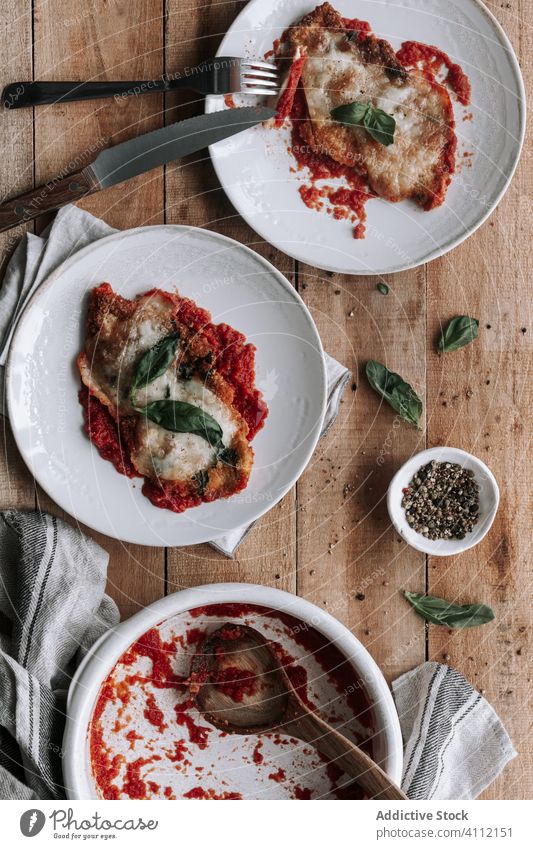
left=89, top=603, right=376, bottom=800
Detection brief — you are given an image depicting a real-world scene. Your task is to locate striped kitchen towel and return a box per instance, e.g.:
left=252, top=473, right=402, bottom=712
left=0, top=510, right=119, bottom=800
left=392, top=662, right=516, bottom=800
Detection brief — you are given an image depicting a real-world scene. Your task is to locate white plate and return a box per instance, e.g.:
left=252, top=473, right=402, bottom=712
left=7, top=226, right=326, bottom=547
left=62, top=584, right=403, bottom=799
left=206, top=0, right=525, bottom=275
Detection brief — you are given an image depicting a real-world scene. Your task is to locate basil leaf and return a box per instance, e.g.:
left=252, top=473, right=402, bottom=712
left=131, top=331, right=180, bottom=392
left=364, top=106, right=396, bottom=146
left=377, top=283, right=389, bottom=296
left=365, top=360, right=422, bottom=428
left=438, top=316, right=479, bottom=353
left=403, top=591, right=494, bottom=629
left=139, top=400, right=223, bottom=449
left=330, top=101, right=369, bottom=127
left=331, top=102, right=396, bottom=146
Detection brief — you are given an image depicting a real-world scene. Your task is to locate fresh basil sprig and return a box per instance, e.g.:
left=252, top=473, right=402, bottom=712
left=438, top=316, right=479, bottom=353
left=138, top=399, right=223, bottom=450
left=331, top=102, right=396, bottom=146
left=404, top=591, right=494, bottom=629
left=377, top=283, right=389, bottom=296
left=131, top=331, right=180, bottom=398
left=366, top=360, right=422, bottom=428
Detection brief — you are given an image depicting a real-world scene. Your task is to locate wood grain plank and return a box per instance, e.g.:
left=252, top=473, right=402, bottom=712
left=296, top=268, right=427, bottom=683
left=33, top=0, right=165, bottom=229
left=164, top=0, right=297, bottom=596
left=426, top=1, right=532, bottom=800
left=0, top=0, right=35, bottom=511
left=32, top=0, right=166, bottom=616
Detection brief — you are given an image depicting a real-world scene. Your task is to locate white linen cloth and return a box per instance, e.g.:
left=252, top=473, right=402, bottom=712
left=0, top=509, right=515, bottom=800
left=0, top=205, right=352, bottom=556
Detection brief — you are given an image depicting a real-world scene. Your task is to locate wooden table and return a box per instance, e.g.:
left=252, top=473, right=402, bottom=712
left=1, top=0, right=530, bottom=800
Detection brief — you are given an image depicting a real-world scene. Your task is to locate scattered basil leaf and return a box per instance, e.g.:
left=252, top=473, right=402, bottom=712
left=438, top=316, right=479, bottom=353
left=403, top=591, right=495, bottom=629
left=138, top=400, right=223, bottom=449
left=192, top=469, right=209, bottom=496
left=331, top=102, right=396, bottom=146
left=131, top=331, right=180, bottom=393
left=377, top=283, right=389, bottom=296
left=365, top=360, right=422, bottom=428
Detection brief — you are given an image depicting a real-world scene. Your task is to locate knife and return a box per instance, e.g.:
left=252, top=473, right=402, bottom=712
left=0, top=106, right=275, bottom=234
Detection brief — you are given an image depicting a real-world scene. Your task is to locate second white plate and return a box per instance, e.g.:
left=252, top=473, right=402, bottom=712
left=7, top=226, right=326, bottom=547
left=206, top=0, right=525, bottom=275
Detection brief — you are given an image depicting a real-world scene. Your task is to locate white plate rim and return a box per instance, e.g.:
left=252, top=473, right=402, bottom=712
left=62, top=582, right=404, bottom=799
left=206, top=0, right=527, bottom=276
left=6, top=224, right=327, bottom=547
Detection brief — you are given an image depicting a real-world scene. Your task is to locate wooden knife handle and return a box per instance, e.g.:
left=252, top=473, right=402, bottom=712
left=0, top=168, right=99, bottom=233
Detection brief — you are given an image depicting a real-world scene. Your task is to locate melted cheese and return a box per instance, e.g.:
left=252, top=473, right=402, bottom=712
left=132, top=374, right=239, bottom=480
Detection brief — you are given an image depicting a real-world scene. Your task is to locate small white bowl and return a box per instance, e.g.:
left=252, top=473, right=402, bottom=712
left=63, top=583, right=403, bottom=799
left=387, top=447, right=499, bottom=557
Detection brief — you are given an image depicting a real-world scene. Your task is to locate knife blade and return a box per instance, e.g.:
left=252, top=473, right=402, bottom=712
left=0, top=106, right=275, bottom=234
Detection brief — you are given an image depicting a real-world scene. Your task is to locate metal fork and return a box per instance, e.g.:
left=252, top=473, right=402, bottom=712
left=2, top=57, right=280, bottom=109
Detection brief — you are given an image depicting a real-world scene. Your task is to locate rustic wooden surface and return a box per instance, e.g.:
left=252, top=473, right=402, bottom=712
left=0, top=0, right=530, bottom=799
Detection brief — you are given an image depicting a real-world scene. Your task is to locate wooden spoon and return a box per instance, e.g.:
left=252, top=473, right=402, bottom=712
left=189, top=622, right=406, bottom=800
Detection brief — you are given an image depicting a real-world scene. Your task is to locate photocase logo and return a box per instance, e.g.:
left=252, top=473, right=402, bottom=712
left=20, top=809, right=46, bottom=837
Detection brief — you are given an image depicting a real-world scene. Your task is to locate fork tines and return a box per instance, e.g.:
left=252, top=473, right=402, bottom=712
left=240, top=59, right=280, bottom=96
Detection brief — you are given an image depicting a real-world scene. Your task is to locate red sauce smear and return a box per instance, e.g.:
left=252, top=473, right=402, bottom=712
left=293, top=785, right=312, bottom=799
left=274, top=54, right=306, bottom=127
left=342, top=16, right=372, bottom=39
left=268, top=767, right=286, bottom=783
left=79, top=386, right=136, bottom=478
left=397, top=41, right=471, bottom=105
left=183, top=787, right=242, bottom=800
left=252, top=740, right=264, bottom=765
left=211, top=666, right=258, bottom=702
left=174, top=699, right=211, bottom=750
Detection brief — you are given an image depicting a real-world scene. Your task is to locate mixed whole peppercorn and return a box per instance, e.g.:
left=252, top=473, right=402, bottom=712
left=401, top=460, right=480, bottom=541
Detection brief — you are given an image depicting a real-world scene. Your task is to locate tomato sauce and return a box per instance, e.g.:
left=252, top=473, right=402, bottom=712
left=396, top=41, right=471, bottom=105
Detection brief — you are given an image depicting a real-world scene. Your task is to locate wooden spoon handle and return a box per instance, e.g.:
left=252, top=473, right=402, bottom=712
left=284, top=694, right=407, bottom=800
left=0, top=167, right=99, bottom=233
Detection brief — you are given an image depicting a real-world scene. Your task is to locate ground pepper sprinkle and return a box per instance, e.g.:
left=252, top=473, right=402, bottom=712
left=401, top=461, right=480, bottom=540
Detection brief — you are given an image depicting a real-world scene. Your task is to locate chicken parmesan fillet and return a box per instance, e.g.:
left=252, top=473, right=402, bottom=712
left=77, top=284, right=268, bottom=514
left=285, top=3, right=456, bottom=209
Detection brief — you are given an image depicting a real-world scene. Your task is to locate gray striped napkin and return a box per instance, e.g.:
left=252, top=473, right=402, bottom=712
left=0, top=509, right=516, bottom=800
left=393, top=662, right=516, bottom=800
left=0, top=205, right=351, bottom=557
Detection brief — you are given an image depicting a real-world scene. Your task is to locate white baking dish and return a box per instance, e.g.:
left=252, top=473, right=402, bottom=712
left=63, top=583, right=403, bottom=798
